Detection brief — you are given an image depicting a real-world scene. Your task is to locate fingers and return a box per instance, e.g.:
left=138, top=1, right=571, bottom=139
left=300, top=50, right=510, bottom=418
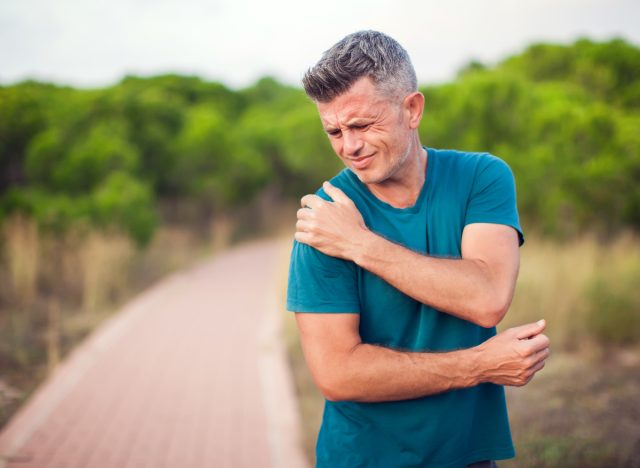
left=296, top=218, right=311, bottom=232
left=300, top=194, right=325, bottom=209
left=300, top=183, right=353, bottom=209
left=512, top=349, right=549, bottom=386
left=294, top=231, right=311, bottom=245
left=524, top=333, right=550, bottom=353
left=514, top=319, right=546, bottom=340
left=322, top=181, right=352, bottom=204
left=536, top=346, right=550, bottom=361
left=529, top=357, right=547, bottom=374
left=297, top=208, right=312, bottom=221
left=516, top=333, right=550, bottom=361
left=526, top=346, right=550, bottom=367
left=525, top=357, right=547, bottom=384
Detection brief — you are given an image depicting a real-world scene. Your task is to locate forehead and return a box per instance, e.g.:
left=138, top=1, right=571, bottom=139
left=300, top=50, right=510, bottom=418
left=316, top=77, right=393, bottom=126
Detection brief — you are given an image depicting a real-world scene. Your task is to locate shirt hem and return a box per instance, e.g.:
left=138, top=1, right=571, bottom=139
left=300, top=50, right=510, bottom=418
left=464, top=219, right=524, bottom=246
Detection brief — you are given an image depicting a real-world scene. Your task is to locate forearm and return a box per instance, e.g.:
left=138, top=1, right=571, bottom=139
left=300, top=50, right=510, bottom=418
left=319, top=342, right=481, bottom=402
left=298, top=313, right=549, bottom=403
left=352, top=230, right=510, bottom=327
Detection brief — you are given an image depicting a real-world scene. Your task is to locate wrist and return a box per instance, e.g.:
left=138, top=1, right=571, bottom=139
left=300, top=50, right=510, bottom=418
left=351, top=228, right=378, bottom=267
left=463, top=346, right=486, bottom=387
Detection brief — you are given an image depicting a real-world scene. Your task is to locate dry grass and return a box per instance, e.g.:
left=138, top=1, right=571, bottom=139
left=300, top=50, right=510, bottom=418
left=504, top=233, right=640, bottom=350
left=2, top=214, right=39, bottom=306
left=0, top=216, right=219, bottom=428
left=281, top=234, right=640, bottom=467
left=79, top=231, right=135, bottom=313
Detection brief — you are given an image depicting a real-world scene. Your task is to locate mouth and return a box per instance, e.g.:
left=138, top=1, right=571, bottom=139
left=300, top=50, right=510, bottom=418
left=349, top=154, right=375, bottom=170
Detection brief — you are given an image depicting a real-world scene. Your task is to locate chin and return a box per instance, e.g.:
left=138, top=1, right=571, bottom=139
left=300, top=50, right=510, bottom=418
left=352, top=169, right=385, bottom=185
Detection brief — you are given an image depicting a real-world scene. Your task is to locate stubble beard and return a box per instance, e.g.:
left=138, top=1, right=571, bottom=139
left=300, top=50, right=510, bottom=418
left=357, top=140, right=415, bottom=186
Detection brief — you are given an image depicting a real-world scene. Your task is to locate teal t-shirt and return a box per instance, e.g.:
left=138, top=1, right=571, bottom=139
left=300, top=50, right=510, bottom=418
left=287, top=148, right=523, bottom=468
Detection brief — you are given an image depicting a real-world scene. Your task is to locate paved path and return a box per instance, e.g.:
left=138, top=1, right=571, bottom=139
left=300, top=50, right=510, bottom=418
left=0, top=240, right=307, bottom=468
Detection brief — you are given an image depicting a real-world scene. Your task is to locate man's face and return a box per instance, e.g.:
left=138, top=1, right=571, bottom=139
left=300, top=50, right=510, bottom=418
left=316, top=76, right=414, bottom=186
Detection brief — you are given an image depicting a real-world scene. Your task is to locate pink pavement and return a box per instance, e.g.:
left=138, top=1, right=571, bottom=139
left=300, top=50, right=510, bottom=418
left=0, top=240, right=307, bottom=468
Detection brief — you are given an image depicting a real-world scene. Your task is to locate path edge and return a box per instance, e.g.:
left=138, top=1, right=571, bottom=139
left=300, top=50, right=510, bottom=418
left=257, top=238, right=309, bottom=468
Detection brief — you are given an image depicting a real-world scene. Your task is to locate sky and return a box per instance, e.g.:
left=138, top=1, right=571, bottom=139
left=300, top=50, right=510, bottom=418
left=1, top=0, right=639, bottom=90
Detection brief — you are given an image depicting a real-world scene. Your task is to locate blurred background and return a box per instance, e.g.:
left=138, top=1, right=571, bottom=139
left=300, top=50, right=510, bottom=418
left=1, top=0, right=639, bottom=466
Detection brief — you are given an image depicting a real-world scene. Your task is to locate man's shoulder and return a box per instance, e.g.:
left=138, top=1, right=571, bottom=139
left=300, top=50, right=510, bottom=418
left=431, top=147, right=507, bottom=170
left=430, top=148, right=513, bottom=186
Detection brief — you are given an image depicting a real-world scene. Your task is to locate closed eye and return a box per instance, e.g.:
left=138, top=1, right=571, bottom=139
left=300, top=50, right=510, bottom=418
left=351, top=124, right=370, bottom=131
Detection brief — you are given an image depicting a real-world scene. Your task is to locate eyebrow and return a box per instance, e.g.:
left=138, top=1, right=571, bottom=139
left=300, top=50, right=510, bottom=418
left=323, top=118, right=374, bottom=132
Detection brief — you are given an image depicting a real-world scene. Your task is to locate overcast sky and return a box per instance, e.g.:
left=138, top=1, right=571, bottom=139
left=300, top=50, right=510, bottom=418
left=1, top=0, right=638, bottom=89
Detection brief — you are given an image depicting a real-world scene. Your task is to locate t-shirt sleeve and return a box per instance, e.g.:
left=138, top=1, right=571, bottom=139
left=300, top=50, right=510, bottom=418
left=286, top=240, right=360, bottom=313
left=465, top=155, right=525, bottom=246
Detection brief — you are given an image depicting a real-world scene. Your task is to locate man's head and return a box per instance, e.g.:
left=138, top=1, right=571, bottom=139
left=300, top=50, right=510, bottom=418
left=302, top=30, right=417, bottom=103
left=303, top=31, right=425, bottom=188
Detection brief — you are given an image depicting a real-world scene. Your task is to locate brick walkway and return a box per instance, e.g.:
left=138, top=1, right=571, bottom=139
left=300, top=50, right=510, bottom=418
left=0, top=240, right=307, bottom=468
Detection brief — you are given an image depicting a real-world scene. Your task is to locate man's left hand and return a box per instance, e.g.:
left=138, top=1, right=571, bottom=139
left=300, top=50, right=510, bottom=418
left=295, top=181, right=369, bottom=260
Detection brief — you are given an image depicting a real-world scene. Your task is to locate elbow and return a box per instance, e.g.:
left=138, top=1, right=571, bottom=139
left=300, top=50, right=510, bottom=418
left=315, top=374, right=338, bottom=401
left=317, top=374, right=358, bottom=402
left=474, top=295, right=511, bottom=328
left=310, top=344, right=366, bottom=402
left=475, top=310, right=504, bottom=329
left=320, top=387, right=345, bottom=403
left=315, top=359, right=365, bottom=402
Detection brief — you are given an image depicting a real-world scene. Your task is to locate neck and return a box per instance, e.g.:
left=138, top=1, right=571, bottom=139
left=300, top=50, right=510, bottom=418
left=366, top=140, right=427, bottom=208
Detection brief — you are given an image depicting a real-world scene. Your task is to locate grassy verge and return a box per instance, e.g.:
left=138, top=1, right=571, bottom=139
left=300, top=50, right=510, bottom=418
left=282, top=234, right=640, bottom=467
left=282, top=307, right=324, bottom=463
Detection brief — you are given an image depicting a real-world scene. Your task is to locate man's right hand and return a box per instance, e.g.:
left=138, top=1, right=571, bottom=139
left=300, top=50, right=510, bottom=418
left=474, top=319, right=550, bottom=387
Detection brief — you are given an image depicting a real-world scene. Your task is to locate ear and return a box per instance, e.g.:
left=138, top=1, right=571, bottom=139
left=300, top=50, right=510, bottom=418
left=403, top=91, right=425, bottom=129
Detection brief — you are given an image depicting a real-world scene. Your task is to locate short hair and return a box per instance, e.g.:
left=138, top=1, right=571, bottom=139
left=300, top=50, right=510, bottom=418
left=302, top=30, right=417, bottom=103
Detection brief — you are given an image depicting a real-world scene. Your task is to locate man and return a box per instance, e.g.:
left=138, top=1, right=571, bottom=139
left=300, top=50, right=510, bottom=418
left=287, top=30, right=549, bottom=468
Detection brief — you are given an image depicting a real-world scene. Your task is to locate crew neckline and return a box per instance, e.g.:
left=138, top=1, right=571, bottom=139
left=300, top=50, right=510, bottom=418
left=346, top=146, right=434, bottom=214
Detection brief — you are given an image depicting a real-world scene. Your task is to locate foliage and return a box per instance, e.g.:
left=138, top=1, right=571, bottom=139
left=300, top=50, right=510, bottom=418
left=422, top=37, right=640, bottom=237
left=1, top=38, right=639, bottom=244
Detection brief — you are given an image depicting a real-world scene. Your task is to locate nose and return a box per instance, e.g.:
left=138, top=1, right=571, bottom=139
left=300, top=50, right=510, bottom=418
left=342, top=130, right=364, bottom=157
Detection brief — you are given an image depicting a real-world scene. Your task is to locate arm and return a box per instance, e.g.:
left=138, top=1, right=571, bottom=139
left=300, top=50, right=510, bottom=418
left=296, top=312, right=549, bottom=402
left=353, top=223, right=519, bottom=328
left=295, top=182, right=519, bottom=327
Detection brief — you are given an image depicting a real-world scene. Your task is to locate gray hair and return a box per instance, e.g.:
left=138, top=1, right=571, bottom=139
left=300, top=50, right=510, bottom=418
left=302, top=30, right=417, bottom=103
